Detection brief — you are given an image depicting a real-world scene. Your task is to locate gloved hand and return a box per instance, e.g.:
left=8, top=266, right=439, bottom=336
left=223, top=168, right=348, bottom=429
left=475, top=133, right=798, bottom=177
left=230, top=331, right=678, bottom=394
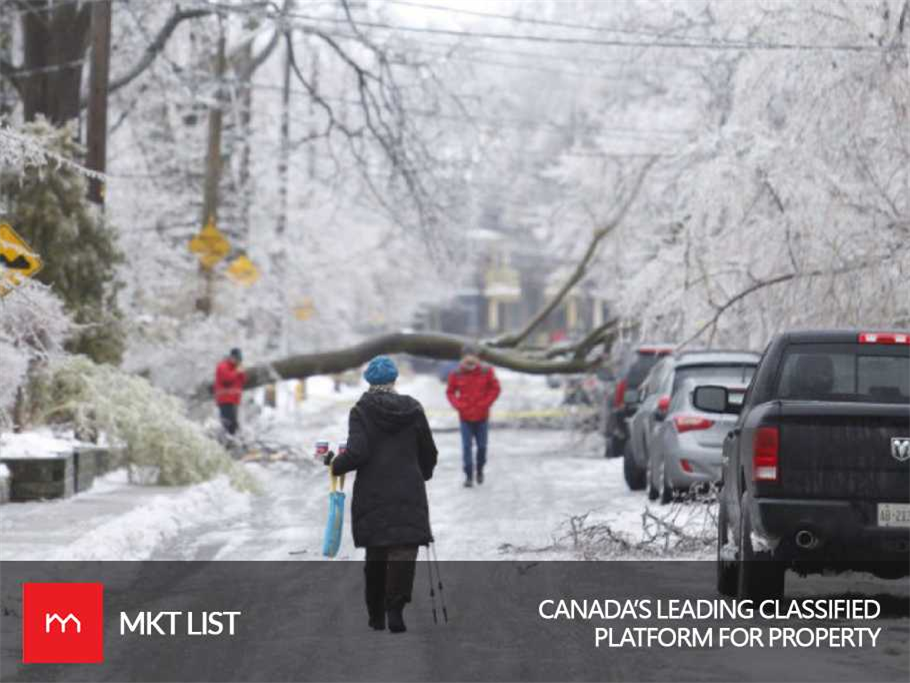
left=322, top=450, right=335, bottom=466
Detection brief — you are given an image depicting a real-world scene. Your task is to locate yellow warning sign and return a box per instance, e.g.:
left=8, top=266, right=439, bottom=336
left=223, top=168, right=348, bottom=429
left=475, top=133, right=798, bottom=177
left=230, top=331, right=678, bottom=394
left=0, top=223, right=43, bottom=297
left=226, top=255, right=260, bottom=286
left=294, top=297, right=316, bottom=321
left=189, top=217, right=231, bottom=270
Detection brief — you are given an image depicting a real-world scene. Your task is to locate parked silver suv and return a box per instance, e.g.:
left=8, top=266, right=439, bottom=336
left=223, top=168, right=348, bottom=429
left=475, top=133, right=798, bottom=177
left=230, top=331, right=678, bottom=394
left=624, top=350, right=760, bottom=498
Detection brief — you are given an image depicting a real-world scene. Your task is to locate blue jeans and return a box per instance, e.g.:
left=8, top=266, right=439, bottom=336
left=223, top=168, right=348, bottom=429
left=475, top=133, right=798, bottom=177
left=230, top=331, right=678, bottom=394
left=459, top=420, right=488, bottom=478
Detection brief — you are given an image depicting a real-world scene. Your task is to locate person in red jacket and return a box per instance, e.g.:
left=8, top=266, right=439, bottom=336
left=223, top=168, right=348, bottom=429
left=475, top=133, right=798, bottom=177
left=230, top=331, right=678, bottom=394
left=214, top=348, right=246, bottom=435
left=446, top=346, right=501, bottom=487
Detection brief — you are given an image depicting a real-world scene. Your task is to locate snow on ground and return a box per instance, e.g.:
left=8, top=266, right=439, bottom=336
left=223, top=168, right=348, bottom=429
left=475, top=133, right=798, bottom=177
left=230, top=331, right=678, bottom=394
left=0, top=370, right=690, bottom=562
left=0, top=428, right=94, bottom=459
left=0, top=469, right=251, bottom=560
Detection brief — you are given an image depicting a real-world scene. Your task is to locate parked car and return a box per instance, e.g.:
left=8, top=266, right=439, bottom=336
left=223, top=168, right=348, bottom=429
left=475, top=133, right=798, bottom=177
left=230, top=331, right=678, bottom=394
left=603, top=344, right=674, bottom=458
left=564, top=373, right=605, bottom=407
left=625, top=350, right=760, bottom=493
left=696, top=330, right=910, bottom=600
left=642, top=377, right=749, bottom=502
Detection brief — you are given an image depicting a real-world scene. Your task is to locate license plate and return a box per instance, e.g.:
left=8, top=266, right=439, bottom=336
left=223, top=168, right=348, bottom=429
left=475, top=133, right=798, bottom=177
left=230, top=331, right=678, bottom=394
left=877, top=503, right=910, bottom=528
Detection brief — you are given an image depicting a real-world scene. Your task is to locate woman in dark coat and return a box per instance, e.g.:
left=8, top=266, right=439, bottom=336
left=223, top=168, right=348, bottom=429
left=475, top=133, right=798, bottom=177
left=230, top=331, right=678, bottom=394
left=329, top=355, right=438, bottom=633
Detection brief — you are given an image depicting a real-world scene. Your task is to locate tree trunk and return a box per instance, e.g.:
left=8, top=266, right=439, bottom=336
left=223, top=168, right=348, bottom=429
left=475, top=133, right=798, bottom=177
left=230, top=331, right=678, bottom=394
left=201, top=32, right=227, bottom=230
left=85, top=0, right=112, bottom=204
left=196, top=31, right=227, bottom=316
left=20, top=0, right=91, bottom=124
left=196, top=330, right=613, bottom=398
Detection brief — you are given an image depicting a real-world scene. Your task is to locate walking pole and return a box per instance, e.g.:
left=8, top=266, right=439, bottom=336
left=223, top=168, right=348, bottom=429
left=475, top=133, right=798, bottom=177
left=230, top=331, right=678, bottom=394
left=426, top=544, right=439, bottom=624
left=430, top=542, right=449, bottom=623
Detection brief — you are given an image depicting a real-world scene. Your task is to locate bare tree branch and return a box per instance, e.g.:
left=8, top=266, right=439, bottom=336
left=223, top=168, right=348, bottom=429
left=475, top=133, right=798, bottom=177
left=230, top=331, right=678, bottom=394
left=677, top=257, right=896, bottom=349
left=104, top=8, right=213, bottom=98
left=491, top=157, right=658, bottom=349
left=195, top=331, right=606, bottom=397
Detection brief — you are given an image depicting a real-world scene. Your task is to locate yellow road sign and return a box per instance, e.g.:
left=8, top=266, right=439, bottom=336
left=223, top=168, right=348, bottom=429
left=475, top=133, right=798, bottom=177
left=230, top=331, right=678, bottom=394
left=189, top=217, right=230, bottom=269
left=226, top=255, right=260, bottom=286
left=294, top=297, right=316, bottom=321
left=0, top=223, right=43, bottom=297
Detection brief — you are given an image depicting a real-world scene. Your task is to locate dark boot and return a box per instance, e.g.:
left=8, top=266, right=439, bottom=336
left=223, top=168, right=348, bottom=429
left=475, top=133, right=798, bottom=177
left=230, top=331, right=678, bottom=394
left=365, top=548, right=387, bottom=631
left=369, top=609, right=386, bottom=631
left=385, top=546, right=417, bottom=633
left=463, top=475, right=473, bottom=488
left=387, top=604, right=407, bottom=633
left=476, top=468, right=484, bottom=485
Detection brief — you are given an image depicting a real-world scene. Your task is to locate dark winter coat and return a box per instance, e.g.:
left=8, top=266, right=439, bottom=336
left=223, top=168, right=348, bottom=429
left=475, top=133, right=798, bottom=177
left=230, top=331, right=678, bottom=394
left=446, top=362, right=501, bottom=422
left=330, top=391, right=438, bottom=548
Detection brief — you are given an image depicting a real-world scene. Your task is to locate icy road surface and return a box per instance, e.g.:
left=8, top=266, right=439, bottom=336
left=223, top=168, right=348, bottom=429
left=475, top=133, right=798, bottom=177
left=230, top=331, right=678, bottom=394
left=150, top=426, right=625, bottom=561
left=149, top=372, right=644, bottom=561
left=2, top=371, right=640, bottom=562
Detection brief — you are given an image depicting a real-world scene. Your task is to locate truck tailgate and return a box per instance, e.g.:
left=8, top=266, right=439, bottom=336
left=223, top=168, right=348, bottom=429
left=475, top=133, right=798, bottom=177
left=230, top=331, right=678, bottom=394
left=776, top=402, right=910, bottom=501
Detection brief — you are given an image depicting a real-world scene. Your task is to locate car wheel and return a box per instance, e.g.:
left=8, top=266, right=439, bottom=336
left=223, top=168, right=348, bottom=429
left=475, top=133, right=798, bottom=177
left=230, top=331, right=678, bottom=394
left=716, top=501, right=737, bottom=597
left=623, top=447, right=646, bottom=490
left=658, top=454, right=673, bottom=505
left=736, top=493, right=785, bottom=600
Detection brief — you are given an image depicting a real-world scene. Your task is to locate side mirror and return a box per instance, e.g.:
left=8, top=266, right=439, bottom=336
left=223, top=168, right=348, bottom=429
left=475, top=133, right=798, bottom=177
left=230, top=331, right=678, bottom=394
left=655, top=395, right=671, bottom=420
left=693, top=385, right=739, bottom=414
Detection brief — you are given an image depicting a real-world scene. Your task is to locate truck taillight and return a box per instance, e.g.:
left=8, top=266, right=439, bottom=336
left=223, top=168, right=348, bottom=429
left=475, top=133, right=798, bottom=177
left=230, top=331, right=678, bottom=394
left=753, top=426, right=779, bottom=482
left=673, top=415, right=714, bottom=433
left=614, top=380, right=627, bottom=407
left=859, top=332, right=910, bottom=345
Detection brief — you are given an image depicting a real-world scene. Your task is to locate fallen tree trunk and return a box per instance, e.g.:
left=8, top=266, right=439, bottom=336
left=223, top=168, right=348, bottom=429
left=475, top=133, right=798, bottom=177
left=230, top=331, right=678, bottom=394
left=197, top=331, right=608, bottom=398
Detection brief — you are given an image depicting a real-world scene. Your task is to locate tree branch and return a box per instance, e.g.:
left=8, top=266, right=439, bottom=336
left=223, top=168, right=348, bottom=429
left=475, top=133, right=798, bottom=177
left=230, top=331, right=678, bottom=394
left=105, top=8, right=213, bottom=97
left=677, top=257, right=893, bottom=349
left=195, top=331, right=606, bottom=398
left=491, top=157, right=657, bottom=349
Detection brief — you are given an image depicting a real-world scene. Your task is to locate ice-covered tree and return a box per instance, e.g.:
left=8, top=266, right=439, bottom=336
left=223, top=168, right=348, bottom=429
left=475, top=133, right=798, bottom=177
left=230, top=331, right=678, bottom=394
left=0, top=118, right=124, bottom=363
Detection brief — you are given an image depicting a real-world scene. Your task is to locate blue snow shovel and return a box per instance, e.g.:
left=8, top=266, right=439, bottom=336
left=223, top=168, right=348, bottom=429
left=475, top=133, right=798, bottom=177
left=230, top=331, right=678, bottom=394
left=322, top=471, right=346, bottom=558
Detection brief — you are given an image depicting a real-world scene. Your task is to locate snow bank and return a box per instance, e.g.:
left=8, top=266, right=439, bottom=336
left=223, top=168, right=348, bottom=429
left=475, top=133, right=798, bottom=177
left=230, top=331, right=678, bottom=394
left=0, top=428, right=92, bottom=459
left=56, top=475, right=252, bottom=561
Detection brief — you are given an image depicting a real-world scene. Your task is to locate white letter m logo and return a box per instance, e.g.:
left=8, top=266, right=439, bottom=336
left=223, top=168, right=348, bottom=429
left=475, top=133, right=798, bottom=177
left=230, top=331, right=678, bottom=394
left=45, top=613, right=81, bottom=634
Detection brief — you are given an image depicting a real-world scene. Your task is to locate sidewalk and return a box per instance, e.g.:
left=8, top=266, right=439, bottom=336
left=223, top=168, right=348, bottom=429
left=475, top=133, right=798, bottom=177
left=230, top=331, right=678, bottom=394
left=0, top=470, right=251, bottom=560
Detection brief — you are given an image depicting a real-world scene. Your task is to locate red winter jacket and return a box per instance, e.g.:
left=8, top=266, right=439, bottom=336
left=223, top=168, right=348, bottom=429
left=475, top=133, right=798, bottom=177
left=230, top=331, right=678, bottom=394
left=214, top=359, right=246, bottom=405
left=446, top=363, right=501, bottom=422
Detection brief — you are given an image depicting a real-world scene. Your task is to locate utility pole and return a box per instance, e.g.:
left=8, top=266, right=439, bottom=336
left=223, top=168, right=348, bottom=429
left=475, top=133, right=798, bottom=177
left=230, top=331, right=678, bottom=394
left=86, top=0, right=112, bottom=205
left=276, top=38, right=291, bottom=238
left=202, top=30, right=227, bottom=233
left=197, top=27, right=227, bottom=315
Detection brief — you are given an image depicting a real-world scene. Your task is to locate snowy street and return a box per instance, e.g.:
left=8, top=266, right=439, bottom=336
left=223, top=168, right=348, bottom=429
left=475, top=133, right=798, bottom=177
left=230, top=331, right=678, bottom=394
left=2, top=373, right=654, bottom=562
left=1, top=2, right=909, bottom=678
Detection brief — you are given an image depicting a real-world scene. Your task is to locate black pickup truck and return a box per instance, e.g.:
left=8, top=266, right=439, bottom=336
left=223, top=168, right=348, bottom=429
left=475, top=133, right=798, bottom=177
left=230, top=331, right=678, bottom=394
left=693, top=330, right=910, bottom=599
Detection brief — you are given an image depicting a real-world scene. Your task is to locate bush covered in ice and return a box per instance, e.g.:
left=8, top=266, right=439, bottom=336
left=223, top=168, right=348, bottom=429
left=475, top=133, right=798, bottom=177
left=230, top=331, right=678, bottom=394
left=30, top=355, right=255, bottom=490
left=0, top=280, right=72, bottom=427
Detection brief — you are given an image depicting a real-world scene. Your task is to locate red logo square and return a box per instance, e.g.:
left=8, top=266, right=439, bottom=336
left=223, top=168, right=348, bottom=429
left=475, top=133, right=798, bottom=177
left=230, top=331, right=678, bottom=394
left=22, top=583, right=104, bottom=664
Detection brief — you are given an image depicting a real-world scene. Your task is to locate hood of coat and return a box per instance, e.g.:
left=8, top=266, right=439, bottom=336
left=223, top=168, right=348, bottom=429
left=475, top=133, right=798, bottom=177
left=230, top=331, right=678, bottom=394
left=357, top=391, right=424, bottom=433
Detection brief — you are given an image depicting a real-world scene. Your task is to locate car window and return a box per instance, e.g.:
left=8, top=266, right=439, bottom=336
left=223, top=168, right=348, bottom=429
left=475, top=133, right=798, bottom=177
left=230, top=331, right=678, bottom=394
left=669, top=383, right=689, bottom=412
left=626, top=354, right=663, bottom=387
left=672, top=364, right=756, bottom=394
left=776, top=345, right=909, bottom=403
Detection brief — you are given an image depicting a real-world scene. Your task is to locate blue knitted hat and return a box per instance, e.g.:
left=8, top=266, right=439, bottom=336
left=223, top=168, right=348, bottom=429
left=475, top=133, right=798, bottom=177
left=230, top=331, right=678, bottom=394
left=364, top=355, right=398, bottom=385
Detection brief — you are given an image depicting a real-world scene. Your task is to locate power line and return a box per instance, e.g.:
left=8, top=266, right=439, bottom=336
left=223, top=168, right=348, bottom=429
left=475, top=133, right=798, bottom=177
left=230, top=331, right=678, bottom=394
left=284, top=10, right=897, bottom=53
left=383, top=0, right=678, bottom=40
left=241, top=78, right=693, bottom=138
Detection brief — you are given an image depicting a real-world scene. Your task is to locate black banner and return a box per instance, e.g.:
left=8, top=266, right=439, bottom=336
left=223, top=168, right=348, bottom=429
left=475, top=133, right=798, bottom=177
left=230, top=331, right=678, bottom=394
left=1, top=561, right=908, bottom=682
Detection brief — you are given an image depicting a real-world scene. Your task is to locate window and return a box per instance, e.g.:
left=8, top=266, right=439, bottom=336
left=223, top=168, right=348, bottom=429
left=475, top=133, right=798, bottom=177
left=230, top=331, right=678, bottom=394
left=776, top=345, right=909, bottom=404
left=672, top=364, right=756, bottom=394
